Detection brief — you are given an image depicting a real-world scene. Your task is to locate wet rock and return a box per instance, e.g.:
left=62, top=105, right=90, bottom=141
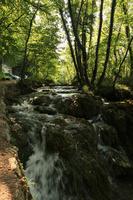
left=34, top=106, right=57, bottom=115
left=2, top=83, right=21, bottom=105
left=32, top=94, right=53, bottom=106
left=7, top=86, right=133, bottom=200
left=17, top=79, right=43, bottom=95
left=9, top=115, right=42, bottom=166
left=95, top=123, right=119, bottom=148
left=96, top=85, right=133, bottom=101
left=0, top=84, right=32, bottom=200
left=98, top=143, right=133, bottom=177
left=102, top=102, right=133, bottom=159
left=45, top=117, right=112, bottom=200
left=55, top=93, right=102, bottom=119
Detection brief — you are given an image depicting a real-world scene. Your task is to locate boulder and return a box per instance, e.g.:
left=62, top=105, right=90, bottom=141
left=95, top=123, right=119, bottom=148
left=9, top=115, right=42, bottom=166
left=96, top=85, right=133, bottom=101
left=32, top=94, right=53, bottom=106
left=95, top=123, right=133, bottom=178
left=102, top=101, right=133, bottom=159
left=34, top=105, right=57, bottom=115
left=55, top=93, right=102, bottom=119
left=45, top=117, right=112, bottom=200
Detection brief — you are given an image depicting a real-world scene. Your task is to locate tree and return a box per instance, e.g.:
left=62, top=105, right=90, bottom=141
left=113, top=36, right=133, bottom=87
left=98, top=0, right=117, bottom=86
left=57, top=0, right=97, bottom=88
left=122, top=2, right=133, bottom=77
left=21, top=4, right=39, bottom=80
left=0, top=0, right=133, bottom=88
left=91, top=0, right=104, bottom=85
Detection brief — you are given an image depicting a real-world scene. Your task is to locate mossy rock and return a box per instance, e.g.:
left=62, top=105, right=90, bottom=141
left=45, top=118, right=112, bottom=200
left=55, top=93, right=102, bottom=119
left=102, top=102, right=133, bottom=159
left=96, top=84, right=133, bottom=101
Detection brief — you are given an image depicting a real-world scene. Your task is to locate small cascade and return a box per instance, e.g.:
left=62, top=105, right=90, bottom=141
left=9, top=86, right=107, bottom=200
left=9, top=86, right=133, bottom=200
left=25, top=125, right=66, bottom=200
left=25, top=148, right=64, bottom=200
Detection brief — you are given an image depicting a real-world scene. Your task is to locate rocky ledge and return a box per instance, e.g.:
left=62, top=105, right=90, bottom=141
left=8, top=85, right=133, bottom=200
left=0, top=82, right=32, bottom=200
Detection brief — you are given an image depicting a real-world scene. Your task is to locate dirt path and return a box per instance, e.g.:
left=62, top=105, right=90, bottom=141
left=0, top=81, right=29, bottom=200
left=0, top=137, right=19, bottom=200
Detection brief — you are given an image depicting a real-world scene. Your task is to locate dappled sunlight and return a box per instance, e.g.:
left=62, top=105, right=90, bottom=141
left=0, top=0, right=133, bottom=199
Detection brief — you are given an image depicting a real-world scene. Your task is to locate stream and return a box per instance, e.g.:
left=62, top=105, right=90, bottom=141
left=9, top=86, right=133, bottom=200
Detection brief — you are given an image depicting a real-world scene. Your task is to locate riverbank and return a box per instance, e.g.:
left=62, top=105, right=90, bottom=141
left=0, top=81, right=31, bottom=200
left=1, top=81, right=133, bottom=200
left=8, top=84, right=133, bottom=200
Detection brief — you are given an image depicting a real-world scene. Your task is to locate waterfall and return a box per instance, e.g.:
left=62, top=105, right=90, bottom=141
left=25, top=125, right=65, bottom=200
left=10, top=86, right=124, bottom=200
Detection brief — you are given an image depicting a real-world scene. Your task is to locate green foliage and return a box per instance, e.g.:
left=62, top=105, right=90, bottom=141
left=0, top=0, right=133, bottom=86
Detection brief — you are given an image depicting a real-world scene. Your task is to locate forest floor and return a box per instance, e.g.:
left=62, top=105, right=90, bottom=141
left=0, top=80, right=27, bottom=200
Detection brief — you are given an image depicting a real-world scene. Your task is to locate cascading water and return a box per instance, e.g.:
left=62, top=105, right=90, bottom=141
left=10, top=93, right=68, bottom=200
left=9, top=86, right=107, bottom=200
left=9, top=86, right=133, bottom=200
left=25, top=125, right=65, bottom=200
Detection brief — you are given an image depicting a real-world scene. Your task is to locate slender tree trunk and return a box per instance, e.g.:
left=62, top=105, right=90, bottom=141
left=21, top=8, right=38, bottom=80
left=88, top=0, right=96, bottom=52
left=59, top=8, right=82, bottom=85
left=81, top=1, right=92, bottom=87
left=67, top=0, right=84, bottom=78
left=75, top=42, right=83, bottom=83
left=98, top=0, right=116, bottom=86
left=67, top=0, right=82, bottom=50
left=68, top=0, right=91, bottom=88
left=113, top=36, right=133, bottom=87
left=75, top=0, right=84, bottom=30
left=59, top=0, right=92, bottom=88
left=123, top=4, right=133, bottom=77
left=113, top=25, right=121, bottom=67
left=91, top=0, right=104, bottom=85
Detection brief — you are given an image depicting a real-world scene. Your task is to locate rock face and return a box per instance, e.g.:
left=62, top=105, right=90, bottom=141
left=0, top=82, right=32, bottom=200
left=55, top=93, right=103, bottom=119
left=96, top=85, right=133, bottom=101
left=7, top=86, right=133, bottom=200
left=102, top=102, right=133, bottom=159
left=45, top=116, right=111, bottom=200
left=32, top=92, right=103, bottom=119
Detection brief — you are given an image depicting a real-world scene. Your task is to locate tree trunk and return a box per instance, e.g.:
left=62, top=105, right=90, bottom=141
left=113, top=36, right=133, bottom=87
left=113, top=25, right=121, bottom=68
left=68, top=0, right=91, bottom=88
left=59, top=0, right=92, bottom=88
left=67, top=0, right=82, bottom=50
left=123, top=3, right=133, bottom=77
left=21, top=9, right=38, bottom=81
left=59, top=8, right=82, bottom=85
left=98, top=0, right=116, bottom=86
left=88, top=0, right=96, bottom=58
left=81, top=1, right=92, bottom=88
left=91, top=0, right=104, bottom=85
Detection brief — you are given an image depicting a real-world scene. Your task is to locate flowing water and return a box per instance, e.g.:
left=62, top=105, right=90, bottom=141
left=11, top=86, right=83, bottom=200
left=9, top=86, right=133, bottom=200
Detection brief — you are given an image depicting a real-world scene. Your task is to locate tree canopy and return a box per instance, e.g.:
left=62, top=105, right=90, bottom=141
left=0, top=0, right=133, bottom=88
